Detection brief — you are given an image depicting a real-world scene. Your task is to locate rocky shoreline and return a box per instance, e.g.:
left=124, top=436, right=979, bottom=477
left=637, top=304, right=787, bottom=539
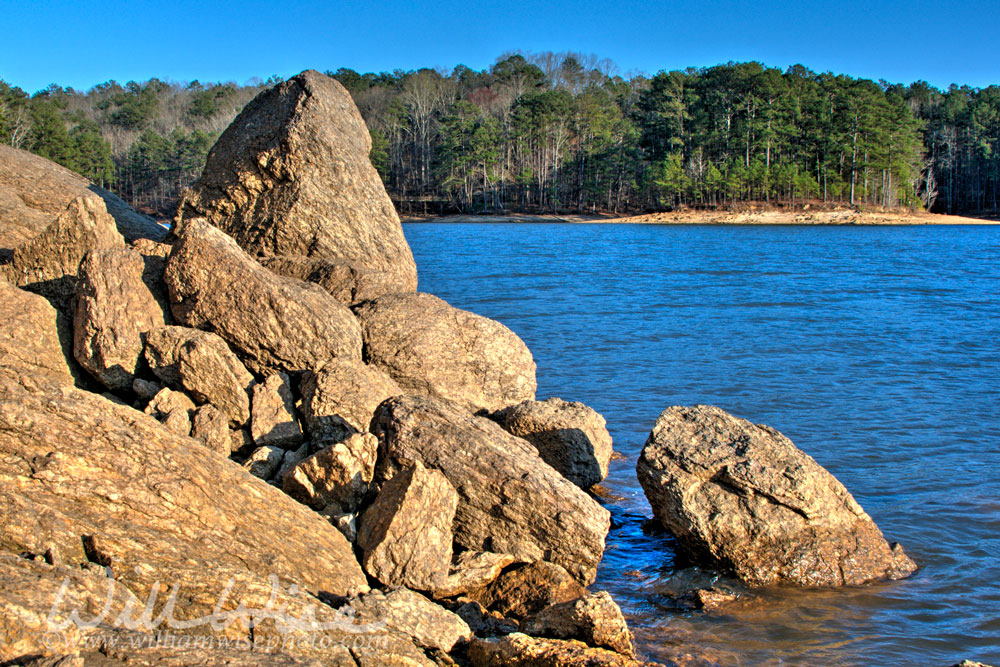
left=1, top=70, right=984, bottom=667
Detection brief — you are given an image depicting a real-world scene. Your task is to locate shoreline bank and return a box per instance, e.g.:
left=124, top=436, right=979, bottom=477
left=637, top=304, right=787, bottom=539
left=402, top=209, right=999, bottom=225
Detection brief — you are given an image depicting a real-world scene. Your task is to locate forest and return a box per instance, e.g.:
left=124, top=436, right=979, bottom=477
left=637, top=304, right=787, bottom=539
left=1, top=52, right=997, bottom=217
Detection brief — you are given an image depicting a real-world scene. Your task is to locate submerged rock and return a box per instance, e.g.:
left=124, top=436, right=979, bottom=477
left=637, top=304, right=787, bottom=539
left=492, top=397, right=613, bottom=489
left=373, top=395, right=609, bottom=584
left=355, top=292, right=537, bottom=414
left=176, top=70, right=417, bottom=294
left=164, top=218, right=362, bottom=374
left=637, top=405, right=918, bottom=587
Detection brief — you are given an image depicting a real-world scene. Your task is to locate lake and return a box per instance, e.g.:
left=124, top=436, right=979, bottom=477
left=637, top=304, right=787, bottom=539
left=402, top=222, right=1000, bottom=666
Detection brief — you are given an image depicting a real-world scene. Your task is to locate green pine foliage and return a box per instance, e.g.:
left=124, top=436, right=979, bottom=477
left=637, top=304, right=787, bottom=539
left=1, top=54, right=997, bottom=216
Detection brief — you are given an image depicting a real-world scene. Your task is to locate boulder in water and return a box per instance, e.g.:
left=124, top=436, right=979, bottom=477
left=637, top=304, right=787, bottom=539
left=637, top=405, right=918, bottom=587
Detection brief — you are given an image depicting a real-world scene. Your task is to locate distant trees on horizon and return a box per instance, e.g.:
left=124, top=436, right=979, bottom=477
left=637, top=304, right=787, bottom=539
left=2, top=53, right=997, bottom=217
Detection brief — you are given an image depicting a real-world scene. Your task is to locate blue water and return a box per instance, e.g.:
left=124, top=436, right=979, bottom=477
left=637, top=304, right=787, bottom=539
left=402, top=222, right=1000, bottom=667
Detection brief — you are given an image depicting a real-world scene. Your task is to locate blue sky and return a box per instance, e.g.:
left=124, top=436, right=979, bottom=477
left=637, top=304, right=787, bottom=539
left=2, top=0, right=996, bottom=94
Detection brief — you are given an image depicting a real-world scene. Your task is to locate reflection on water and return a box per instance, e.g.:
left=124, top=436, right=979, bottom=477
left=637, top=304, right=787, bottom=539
left=404, top=222, right=1000, bottom=666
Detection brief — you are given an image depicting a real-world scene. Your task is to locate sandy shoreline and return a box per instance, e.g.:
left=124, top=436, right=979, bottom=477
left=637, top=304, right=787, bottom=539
left=402, top=209, right=999, bottom=225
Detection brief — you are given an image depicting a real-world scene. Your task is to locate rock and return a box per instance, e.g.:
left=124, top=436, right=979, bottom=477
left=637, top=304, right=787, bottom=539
left=469, top=634, right=658, bottom=667
left=0, top=144, right=165, bottom=249
left=373, top=395, right=609, bottom=584
left=0, top=547, right=418, bottom=666
left=636, top=405, right=918, bottom=587
left=143, top=387, right=195, bottom=436
left=523, top=591, right=634, bottom=657
left=2, top=194, right=125, bottom=310
left=251, top=372, right=304, bottom=447
left=433, top=551, right=516, bottom=599
left=176, top=70, right=417, bottom=293
left=275, top=441, right=311, bottom=486
left=321, top=509, right=358, bottom=543
left=164, top=219, right=362, bottom=374
left=355, top=293, right=536, bottom=414
left=243, top=445, right=285, bottom=480
left=300, top=360, right=402, bottom=443
left=144, top=325, right=254, bottom=425
left=346, top=588, right=472, bottom=653
left=132, top=377, right=162, bottom=401
left=451, top=599, right=519, bottom=637
left=261, top=255, right=396, bottom=307
left=72, top=247, right=165, bottom=391
left=131, top=237, right=174, bottom=322
left=0, top=367, right=370, bottom=641
left=283, top=432, right=378, bottom=511
left=0, top=552, right=140, bottom=663
left=474, top=561, right=586, bottom=621
left=190, top=404, right=231, bottom=456
left=358, top=462, right=458, bottom=591
left=492, top=398, right=613, bottom=489
left=0, top=279, right=74, bottom=386
left=230, top=427, right=254, bottom=456
left=671, top=587, right=747, bottom=613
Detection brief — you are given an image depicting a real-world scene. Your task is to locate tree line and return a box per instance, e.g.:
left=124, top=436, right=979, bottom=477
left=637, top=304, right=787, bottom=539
left=2, top=53, right=997, bottom=217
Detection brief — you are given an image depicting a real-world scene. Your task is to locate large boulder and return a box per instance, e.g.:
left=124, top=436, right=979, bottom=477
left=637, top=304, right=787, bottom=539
left=373, top=395, right=609, bottom=584
left=0, top=279, right=74, bottom=386
left=523, top=591, right=635, bottom=657
left=0, top=144, right=165, bottom=250
left=163, top=219, right=362, bottom=374
left=175, top=70, right=417, bottom=295
left=144, top=325, right=254, bottom=426
left=1, top=194, right=124, bottom=307
left=0, top=367, right=370, bottom=641
left=492, top=397, right=613, bottom=489
left=357, top=462, right=458, bottom=591
left=73, top=247, right=165, bottom=391
left=0, top=545, right=426, bottom=666
left=636, top=405, right=918, bottom=587
left=355, top=293, right=537, bottom=414
left=300, top=360, right=402, bottom=443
